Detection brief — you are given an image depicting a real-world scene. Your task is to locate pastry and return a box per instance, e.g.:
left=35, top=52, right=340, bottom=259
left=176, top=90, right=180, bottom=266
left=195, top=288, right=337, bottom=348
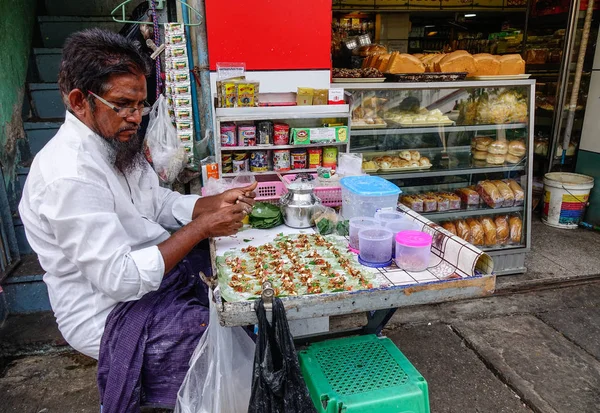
left=480, top=217, right=497, bottom=246
left=438, top=192, right=461, bottom=210
left=472, top=150, right=488, bottom=161
left=442, top=221, right=457, bottom=236
left=419, top=157, right=432, bottom=166
left=491, top=180, right=515, bottom=207
left=494, top=216, right=509, bottom=245
left=486, top=153, right=506, bottom=165
left=455, top=187, right=480, bottom=207
left=399, top=150, right=411, bottom=161
left=475, top=137, right=494, bottom=151
left=509, top=216, right=523, bottom=244
left=382, top=156, right=393, bottom=162
left=504, top=179, right=524, bottom=206
left=409, top=150, right=421, bottom=161
left=436, top=50, right=476, bottom=74
left=398, top=159, right=411, bottom=167
left=497, top=54, right=526, bottom=75
left=506, top=154, right=522, bottom=164
left=466, top=218, right=484, bottom=246
left=508, top=140, right=526, bottom=157
left=471, top=53, right=500, bottom=77
left=488, top=140, right=508, bottom=155
left=477, top=180, right=504, bottom=209
left=420, top=193, right=438, bottom=212
left=386, top=52, right=426, bottom=74
left=455, top=219, right=471, bottom=243
left=425, top=192, right=448, bottom=212
left=400, top=195, right=423, bottom=212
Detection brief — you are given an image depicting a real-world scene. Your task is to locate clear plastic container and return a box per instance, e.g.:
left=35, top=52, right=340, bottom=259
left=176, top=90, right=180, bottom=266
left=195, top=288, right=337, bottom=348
left=374, top=210, right=405, bottom=226
left=395, top=230, right=433, bottom=272
left=358, top=228, right=394, bottom=267
left=349, top=217, right=381, bottom=250
left=385, top=220, right=421, bottom=257
left=340, top=176, right=401, bottom=220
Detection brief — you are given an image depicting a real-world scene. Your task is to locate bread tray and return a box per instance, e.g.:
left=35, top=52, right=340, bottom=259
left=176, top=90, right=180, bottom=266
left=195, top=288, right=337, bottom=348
left=398, top=120, right=455, bottom=128
left=352, top=122, right=388, bottom=130
left=377, top=164, right=433, bottom=173
left=384, top=72, right=468, bottom=82
left=362, top=167, right=380, bottom=173
left=332, top=77, right=386, bottom=83
left=469, top=74, right=531, bottom=80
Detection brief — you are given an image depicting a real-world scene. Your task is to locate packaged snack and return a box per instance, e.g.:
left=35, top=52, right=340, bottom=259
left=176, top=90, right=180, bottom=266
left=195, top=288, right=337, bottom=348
left=256, top=121, right=273, bottom=145
left=509, top=215, right=523, bottom=244
left=455, top=219, right=471, bottom=243
left=438, top=192, right=461, bottom=210
left=164, top=23, right=185, bottom=34
left=480, top=217, right=497, bottom=246
left=166, top=45, right=187, bottom=58
left=237, top=125, right=256, bottom=146
left=400, top=195, right=423, bottom=212
left=220, top=123, right=237, bottom=147
left=425, top=192, right=448, bottom=212
left=177, top=130, right=193, bottom=143
left=491, top=180, right=515, bottom=207
left=420, top=194, right=437, bottom=212
left=250, top=151, right=269, bottom=172
left=313, top=89, right=328, bottom=105
left=494, top=215, right=509, bottom=245
left=504, top=179, right=525, bottom=206
left=236, top=82, right=259, bottom=107
left=466, top=218, right=484, bottom=246
left=175, top=107, right=192, bottom=120
left=168, top=57, right=189, bottom=71
left=273, top=123, right=290, bottom=145
left=174, top=94, right=193, bottom=108
left=273, top=149, right=291, bottom=171
left=176, top=120, right=193, bottom=132
left=476, top=180, right=504, bottom=209
left=455, top=187, right=480, bottom=207
left=173, top=82, right=191, bottom=95
left=166, top=32, right=186, bottom=45
left=167, top=70, right=190, bottom=84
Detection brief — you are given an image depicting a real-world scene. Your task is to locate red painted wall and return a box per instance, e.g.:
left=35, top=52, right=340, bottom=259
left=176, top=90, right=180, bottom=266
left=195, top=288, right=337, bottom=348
left=204, top=0, right=332, bottom=71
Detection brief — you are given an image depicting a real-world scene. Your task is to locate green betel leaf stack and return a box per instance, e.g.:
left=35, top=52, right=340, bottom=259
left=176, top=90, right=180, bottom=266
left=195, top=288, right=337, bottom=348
left=249, top=202, right=283, bottom=229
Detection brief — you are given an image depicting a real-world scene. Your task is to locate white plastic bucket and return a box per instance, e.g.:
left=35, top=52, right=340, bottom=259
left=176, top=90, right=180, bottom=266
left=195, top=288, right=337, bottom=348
left=542, top=172, right=594, bottom=229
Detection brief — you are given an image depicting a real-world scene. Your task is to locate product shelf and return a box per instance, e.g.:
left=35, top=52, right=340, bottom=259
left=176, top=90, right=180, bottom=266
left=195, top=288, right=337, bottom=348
left=221, top=168, right=318, bottom=178
left=420, top=206, right=523, bottom=220
left=215, top=104, right=350, bottom=122
left=350, top=122, right=529, bottom=136
left=220, top=141, right=348, bottom=151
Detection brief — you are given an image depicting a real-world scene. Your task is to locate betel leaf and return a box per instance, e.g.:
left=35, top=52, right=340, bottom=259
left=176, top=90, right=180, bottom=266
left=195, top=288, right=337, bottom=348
left=250, top=202, right=280, bottom=219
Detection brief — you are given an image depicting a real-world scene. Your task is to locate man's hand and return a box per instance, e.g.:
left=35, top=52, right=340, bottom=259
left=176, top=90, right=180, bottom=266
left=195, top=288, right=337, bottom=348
left=219, top=181, right=258, bottom=209
left=196, top=202, right=250, bottom=238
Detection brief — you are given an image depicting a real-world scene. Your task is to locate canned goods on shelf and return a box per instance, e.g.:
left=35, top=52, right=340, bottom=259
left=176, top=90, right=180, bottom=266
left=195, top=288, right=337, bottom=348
left=291, top=149, right=307, bottom=170
left=273, top=149, right=291, bottom=171
left=233, top=152, right=248, bottom=161
left=232, top=159, right=249, bottom=173
left=308, top=148, right=323, bottom=169
left=273, top=123, right=290, bottom=145
left=256, top=121, right=273, bottom=145
left=220, top=123, right=237, bottom=147
left=238, top=125, right=256, bottom=146
left=322, top=146, right=338, bottom=169
left=250, top=150, right=269, bottom=172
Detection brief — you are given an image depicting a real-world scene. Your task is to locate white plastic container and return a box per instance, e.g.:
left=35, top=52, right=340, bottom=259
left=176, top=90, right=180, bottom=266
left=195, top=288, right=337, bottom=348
left=349, top=216, right=380, bottom=250
left=395, top=230, right=433, bottom=272
left=542, top=172, right=594, bottom=229
left=385, top=220, right=421, bottom=257
left=375, top=210, right=405, bottom=226
left=340, top=176, right=401, bottom=219
left=358, top=228, right=394, bottom=267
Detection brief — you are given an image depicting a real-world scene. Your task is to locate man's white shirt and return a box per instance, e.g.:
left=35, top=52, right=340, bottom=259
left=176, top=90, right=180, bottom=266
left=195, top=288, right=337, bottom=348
left=18, top=112, right=200, bottom=359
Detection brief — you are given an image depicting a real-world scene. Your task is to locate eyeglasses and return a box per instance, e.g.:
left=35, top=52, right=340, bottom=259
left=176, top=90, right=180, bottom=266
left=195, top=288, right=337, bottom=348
left=87, top=90, right=152, bottom=117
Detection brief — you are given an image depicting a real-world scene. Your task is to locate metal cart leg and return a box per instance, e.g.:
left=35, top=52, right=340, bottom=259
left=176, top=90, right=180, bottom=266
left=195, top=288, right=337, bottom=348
left=362, top=308, right=398, bottom=336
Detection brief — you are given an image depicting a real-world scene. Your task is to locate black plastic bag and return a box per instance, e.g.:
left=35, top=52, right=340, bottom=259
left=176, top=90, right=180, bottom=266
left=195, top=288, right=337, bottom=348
left=248, top=298, right=317, bottom=413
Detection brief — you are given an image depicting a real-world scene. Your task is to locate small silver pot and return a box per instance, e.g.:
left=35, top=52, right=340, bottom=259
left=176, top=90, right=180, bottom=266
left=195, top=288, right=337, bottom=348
left=279, top=185, right=321, bottom=228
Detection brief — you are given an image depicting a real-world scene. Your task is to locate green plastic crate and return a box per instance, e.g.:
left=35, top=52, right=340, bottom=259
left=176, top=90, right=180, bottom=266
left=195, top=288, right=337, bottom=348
left=298, top=335, right=430, bottom=413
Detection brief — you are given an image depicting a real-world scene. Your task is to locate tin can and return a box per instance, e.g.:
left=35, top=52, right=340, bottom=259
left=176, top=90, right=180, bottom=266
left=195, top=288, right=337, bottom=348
left=256, top=121, right=273, bottom=145
left=238, top=125, right=256, bottom=146
left=308, top=148, right=323, bottom=168
left=273, top=149, right=291, bottom=172
left=322, top=146, right=338, bottom=169
left=250, top=150, right=269, bottom=172
left=273, top=123, right=290, bottom=145
left=232, top=159, right=249, bottom=173
left=220, top=123, right=236, bottom=146
left=290, top=149, right=307, bottom=170
left=221, top=152, right=233, bottom=173
left=233, top=152, right=248, bottom=162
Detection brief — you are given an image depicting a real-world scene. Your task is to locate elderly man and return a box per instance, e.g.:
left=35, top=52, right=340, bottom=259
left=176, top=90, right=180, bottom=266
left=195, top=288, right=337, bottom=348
left=18, top=28, right=254, bottom=411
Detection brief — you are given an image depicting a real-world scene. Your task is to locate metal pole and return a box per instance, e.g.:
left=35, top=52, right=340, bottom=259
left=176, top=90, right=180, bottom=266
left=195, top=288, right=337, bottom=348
left=521, top=0, right=532, bottom=57
left=188, top=0, right=214, bottom=158
left=560, top=0, right=595, bottom=165
left=548, top=0, right=581, bottom=173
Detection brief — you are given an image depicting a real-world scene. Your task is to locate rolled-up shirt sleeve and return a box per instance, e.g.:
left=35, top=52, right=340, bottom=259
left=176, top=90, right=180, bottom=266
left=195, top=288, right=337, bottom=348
left=39, top=178, right=164, bottom=301
left=154, top=186, right=200, bottom=229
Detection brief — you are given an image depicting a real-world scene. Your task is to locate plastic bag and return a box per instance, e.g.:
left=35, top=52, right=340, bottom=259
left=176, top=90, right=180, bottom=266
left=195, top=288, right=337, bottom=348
left=312, top=205, right=339, bottom=235
left=248, top=298, right=317, bottom=413
left=175, top=290, right=255, bottom=413
left=145, top=95, right=186, bottom=183
left=336, top=152, right=363, bottom=177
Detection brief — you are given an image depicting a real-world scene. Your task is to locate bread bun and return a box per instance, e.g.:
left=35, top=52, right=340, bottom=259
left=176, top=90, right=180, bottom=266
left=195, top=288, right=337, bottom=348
left=410, top=150, right=421, bottom=161
left=386, top=53, right=426, bottom=74
left=466, top=218, right=484, bottom=246
left=486, top=153, right=506, bottom=165
left=442, top=221, right=457, bottom=236
left=419, top=157, right=431, bottom=166
left=488, top=140, right=508, bottom=155
left=471, top=53, right=500, bottom=77
left=472, top=150, right=488, bottom=161
left=399, top=150, right=411, bottom=161
left=436, top=50, right=476, bottom=74
left=508, top=140, right=526, bottom=157
left=497, top=54, right=526, bottom=75
left=475, top=137, right=494, bottom=151
left=506, top=154, right=523, bottom=164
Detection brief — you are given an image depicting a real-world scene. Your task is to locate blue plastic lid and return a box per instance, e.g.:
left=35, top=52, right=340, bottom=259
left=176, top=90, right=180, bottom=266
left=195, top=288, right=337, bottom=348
left=340, top=176, right=401, bottom=196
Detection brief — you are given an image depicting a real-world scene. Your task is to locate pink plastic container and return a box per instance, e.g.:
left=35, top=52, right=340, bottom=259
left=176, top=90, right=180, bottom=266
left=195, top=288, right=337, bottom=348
left=394, top=231, right=433, bottom=272
left=201, top=181, right=287, bottom=205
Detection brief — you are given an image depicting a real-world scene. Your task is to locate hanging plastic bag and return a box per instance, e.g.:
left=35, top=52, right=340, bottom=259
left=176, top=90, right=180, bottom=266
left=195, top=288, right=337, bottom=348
left=145, top=95, right=186, bottom=183
left=175, top=289, right=255, bottom=413
left=248, top=298, right=317, bottom=413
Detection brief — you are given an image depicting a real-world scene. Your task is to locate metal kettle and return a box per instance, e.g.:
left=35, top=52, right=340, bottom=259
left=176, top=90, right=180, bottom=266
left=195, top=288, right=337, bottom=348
left=279, top=184, right=321, bottom=228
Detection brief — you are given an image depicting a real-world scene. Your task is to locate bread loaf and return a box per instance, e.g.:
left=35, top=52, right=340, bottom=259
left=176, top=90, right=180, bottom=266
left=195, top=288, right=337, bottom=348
left=471, top=53, right=500, bottom=77
left=375, top=54, right=392, bottom=72
left=477, top=180, right=504, bottom=209
left=494, top=216, right=509, bottom=245
left=504, top=179, right=524, bottom=206
left=491, top=180, right=515, bottom=207
left=455, top=187, right=480, bottom=206
left=442, top=221, right=457, bottom=236
left=497, top=54, right=526, bottom=75
left=466, top=218, right=484, bottom=246
left=436, top=51, right=476, bottom=74
left=386, top=53, right=426, bottom=74
left=480, top=217, right=497, bottom=246
left=401, top=195, right=423, bottom=212
left=455, top=219, right=471, bottom=243
left=509, top=216, right=523, bottom=244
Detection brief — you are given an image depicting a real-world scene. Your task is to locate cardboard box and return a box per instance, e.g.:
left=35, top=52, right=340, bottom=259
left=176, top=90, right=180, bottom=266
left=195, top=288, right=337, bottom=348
left=292, top=126, right=348, bottom=144
left=297, top=87, right=314, bottom=106
left=328, top=88, right=345, bottom=105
